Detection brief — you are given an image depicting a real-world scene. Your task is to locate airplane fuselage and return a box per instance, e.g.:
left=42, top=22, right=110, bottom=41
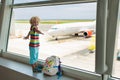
left=46, top=21, right=96, bottom=39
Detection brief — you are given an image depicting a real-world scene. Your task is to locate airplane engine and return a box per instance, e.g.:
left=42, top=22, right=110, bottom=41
left=83, top=30, right=93, bottom=38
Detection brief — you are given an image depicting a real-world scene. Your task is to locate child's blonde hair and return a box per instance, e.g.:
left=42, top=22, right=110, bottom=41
left=30, top=16, right=40, bottom=25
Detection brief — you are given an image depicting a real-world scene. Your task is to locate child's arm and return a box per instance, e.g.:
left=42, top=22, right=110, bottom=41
left=24, top=31, right=30, bottom=39
left=34, top=27, right=44, bottom=35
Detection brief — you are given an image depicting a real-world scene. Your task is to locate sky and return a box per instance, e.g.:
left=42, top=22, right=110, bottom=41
left=14, top=0, right=47, bottom=3
left=13, top=1, right=97, bottom=20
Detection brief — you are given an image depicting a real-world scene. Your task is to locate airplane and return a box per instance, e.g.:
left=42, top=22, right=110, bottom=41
left=46, top=20, right=96, bottom=40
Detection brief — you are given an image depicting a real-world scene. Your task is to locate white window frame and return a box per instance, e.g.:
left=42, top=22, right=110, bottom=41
left=0, top=0, right=120, bottom=80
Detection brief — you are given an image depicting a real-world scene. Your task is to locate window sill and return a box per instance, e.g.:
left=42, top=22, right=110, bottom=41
left=0, top=57, right=77, bottom=80
left=1, top=52, right=102, bottom=80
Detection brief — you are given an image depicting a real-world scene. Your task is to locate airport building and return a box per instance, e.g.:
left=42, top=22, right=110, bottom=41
left=0, top=0, right=120, bottom=80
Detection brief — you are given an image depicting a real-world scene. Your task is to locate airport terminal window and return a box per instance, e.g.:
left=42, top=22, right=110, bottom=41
left=112, top=11, right=120, bottom=78
left=8, top=3, right=96, bottom=72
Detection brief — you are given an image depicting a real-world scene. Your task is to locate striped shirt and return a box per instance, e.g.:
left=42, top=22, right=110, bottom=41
left=29, top=26, right=40, bottom=47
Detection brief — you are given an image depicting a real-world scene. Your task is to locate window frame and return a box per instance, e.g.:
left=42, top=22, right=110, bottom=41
left=0, top=0, right=120, bottom=80
left=106, top=0, right=120, bottom=79
left=13, top=0, right=96, bottom=8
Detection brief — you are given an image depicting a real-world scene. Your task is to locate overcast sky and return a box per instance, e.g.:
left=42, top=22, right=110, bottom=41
left=13, top=2, right=97, bottom=20
left=14, top=0, right=47, bottom=3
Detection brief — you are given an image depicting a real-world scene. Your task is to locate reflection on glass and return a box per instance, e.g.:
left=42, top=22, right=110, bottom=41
left=8, top=3, right=96, bottom=72
left=14, top=0, right=48, bottom=4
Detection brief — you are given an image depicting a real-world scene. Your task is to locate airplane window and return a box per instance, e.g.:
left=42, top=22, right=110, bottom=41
left=8, top=3, right=96, bottom=72
left=51, top=28, right=58, bottom=30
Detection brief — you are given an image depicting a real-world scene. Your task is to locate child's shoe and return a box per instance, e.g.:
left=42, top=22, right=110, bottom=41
left=37, top=64, right=43, bottom=69
left=33, top=66, right=42, bottom=73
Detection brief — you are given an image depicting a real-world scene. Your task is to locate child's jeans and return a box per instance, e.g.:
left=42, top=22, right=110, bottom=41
left=29, top=46, right=39, bottom=64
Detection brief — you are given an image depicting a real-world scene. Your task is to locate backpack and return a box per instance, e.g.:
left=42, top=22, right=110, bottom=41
left=42, top=56, right=62, bottom=77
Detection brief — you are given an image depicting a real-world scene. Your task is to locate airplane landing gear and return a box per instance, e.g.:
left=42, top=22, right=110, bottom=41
left=55, top=38, right=58, bottom=40
left=75, top=33, right=78, bottom=36
left=52, top=36, right=58, bottom=40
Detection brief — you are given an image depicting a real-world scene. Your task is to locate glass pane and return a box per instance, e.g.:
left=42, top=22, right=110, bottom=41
left=8, top=3, right=96, bottom=72
left=112, top=12, right=120, bottom=78
left=14, top=0, right=48, bottom=4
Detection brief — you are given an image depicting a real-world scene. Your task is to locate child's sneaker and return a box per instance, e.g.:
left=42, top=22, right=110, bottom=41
left=37, top=64, right=43, bottom=69
left=33, top=66, right=42, bottom=73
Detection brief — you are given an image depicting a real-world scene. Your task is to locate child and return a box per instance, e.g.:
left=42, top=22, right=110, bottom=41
left=24, top=16, right=43, bottom=72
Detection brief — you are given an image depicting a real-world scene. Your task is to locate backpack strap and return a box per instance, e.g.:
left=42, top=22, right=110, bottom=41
left=57, top=60, right=62, bottom=79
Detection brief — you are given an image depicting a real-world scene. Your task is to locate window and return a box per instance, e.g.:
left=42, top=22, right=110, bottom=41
left=8, top=3, right=97, bottom=72
left=112, top=7, right=120, bottom=78
left=2, top=0, right=120, bottom=80
left=113, top=29, right=120, bottom=78
left=105, top=1, right=120, bottom=79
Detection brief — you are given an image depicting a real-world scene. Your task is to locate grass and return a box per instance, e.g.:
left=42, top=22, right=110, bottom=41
left=15, top=19, right=95, bottom=24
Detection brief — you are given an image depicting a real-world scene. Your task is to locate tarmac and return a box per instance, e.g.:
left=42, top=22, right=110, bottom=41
left=8, top=23, right=120, bottom=78
left=8, top=34, right=91, bottom=58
